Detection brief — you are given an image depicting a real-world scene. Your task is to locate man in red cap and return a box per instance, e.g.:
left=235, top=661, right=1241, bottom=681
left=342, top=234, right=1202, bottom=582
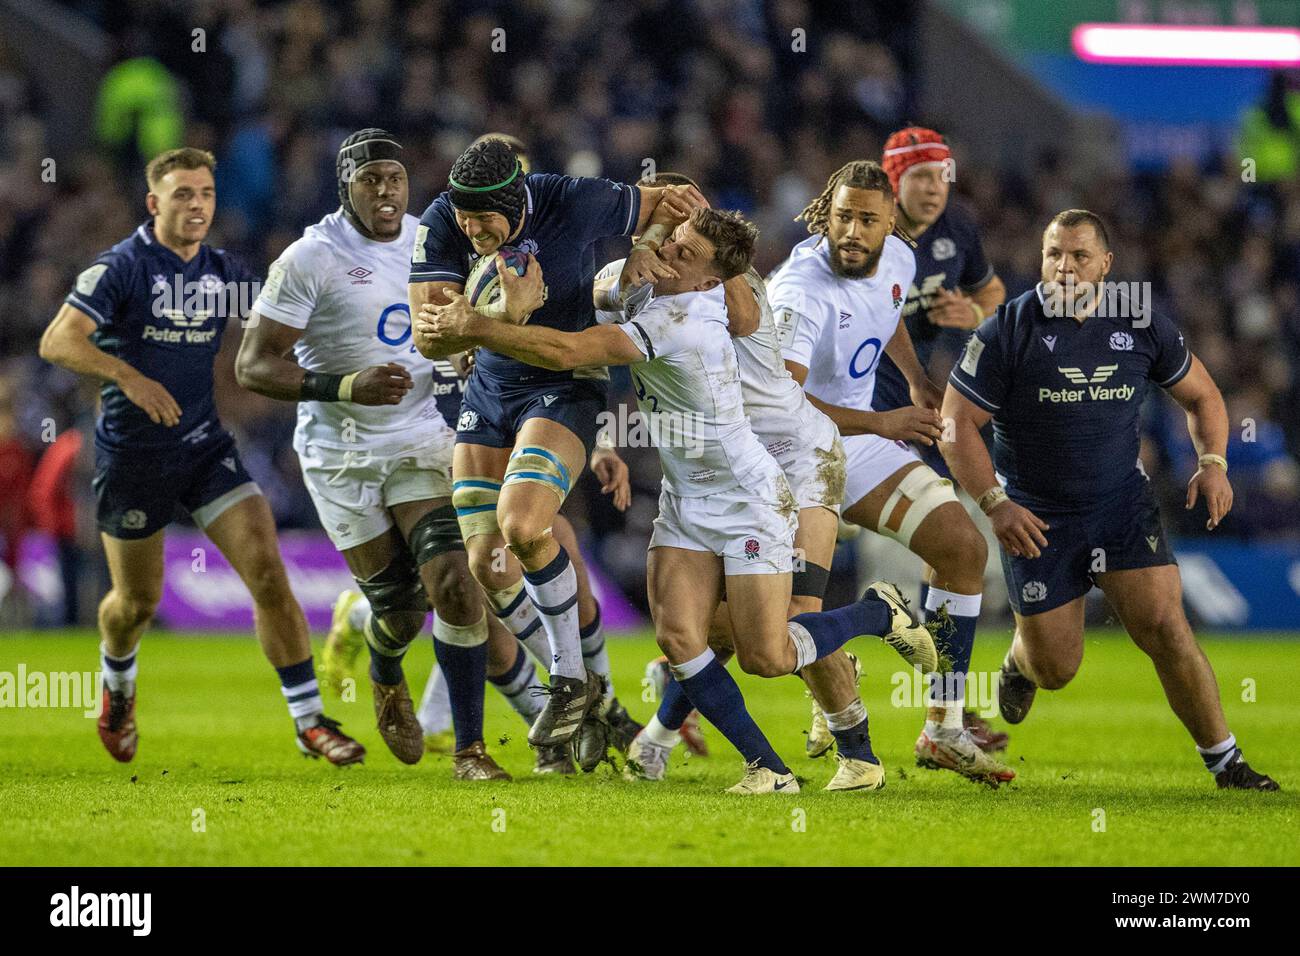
left=872, top=126, right=1011, bottom=755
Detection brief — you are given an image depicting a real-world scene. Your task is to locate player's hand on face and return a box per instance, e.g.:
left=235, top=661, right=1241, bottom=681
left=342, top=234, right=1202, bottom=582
left=874, top=405, right=944, bottom=445
left=652, top=184, right=709, bottom=226
left=911, top=378, right=945, bottom=412
left=623, top=246, right=677, bottom=288
left=989, top=500, right=1050, bottom=559
left=349, top=363, right=414, bottom=406
left=120, top=371, right=182, bottom=426
left=928, top=287, right=980, bottom=329
left=1187, top=466, right=1233, bottom=531
left=590, top=446, right=631, bottom=511
left=498, top=252, right=545, bottom=323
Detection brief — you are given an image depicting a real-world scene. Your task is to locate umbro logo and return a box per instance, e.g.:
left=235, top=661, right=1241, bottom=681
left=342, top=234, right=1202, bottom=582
left=347, top=267, right=372, bottom=281
left=1059, top=364, right=1118, bottom=385
left=1042, top=335, right=1057, bottom=352
left=542, top=394, right=557, bottom=407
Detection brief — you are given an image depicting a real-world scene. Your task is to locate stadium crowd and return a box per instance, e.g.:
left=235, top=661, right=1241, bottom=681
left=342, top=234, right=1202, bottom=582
left=1, top=0, right=1298, bottom=626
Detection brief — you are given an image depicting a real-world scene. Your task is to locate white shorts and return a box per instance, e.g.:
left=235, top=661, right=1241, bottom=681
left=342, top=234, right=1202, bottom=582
left=841, top=433, right=921, bottom=510
left=300, top=441, right=454, bottom=551
left=766, top=426, right=845, bottom=512
left=649, top=473, right=796, bottom=576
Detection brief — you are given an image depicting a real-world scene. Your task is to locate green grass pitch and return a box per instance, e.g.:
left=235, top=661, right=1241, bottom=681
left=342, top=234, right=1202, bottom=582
left=1, top=628, right=1296, bottom=866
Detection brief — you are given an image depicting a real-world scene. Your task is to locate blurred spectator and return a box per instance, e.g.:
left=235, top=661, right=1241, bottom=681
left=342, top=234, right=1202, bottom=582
left=1237, top=70, right=1300, bottom=184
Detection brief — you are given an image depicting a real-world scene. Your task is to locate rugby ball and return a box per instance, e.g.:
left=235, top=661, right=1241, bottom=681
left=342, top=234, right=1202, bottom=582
left=465, top=246, right=530, bottom=308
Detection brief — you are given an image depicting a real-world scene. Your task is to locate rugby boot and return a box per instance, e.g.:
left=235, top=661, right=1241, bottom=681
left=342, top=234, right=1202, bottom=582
left=915, top=727, right=1016, bottom=787
left=866, top=582, right=939, bottom=673
left=321, top=590, right=366, bottom=694
left=97, top=688, right=138, bottom=763
left=623, top=730, right=672, bottom=781
left=372, top=677, right=423, bottom=764
left=824, top=754, right=886, bottom=792
left=726, top=761, right=800, bottom=795
left=998, top=648, right=1037, bottom=725
left=534, top=743, right=575, bottom=775
left=528, top=668, right=603, bottom=748
left=964, top=709, right=1010, bottom=752
left=452, top=741, right=512, bottom=781
left=297, top=715, right=366, bottom=766
left=1214, top=751, right=1280, bottom=791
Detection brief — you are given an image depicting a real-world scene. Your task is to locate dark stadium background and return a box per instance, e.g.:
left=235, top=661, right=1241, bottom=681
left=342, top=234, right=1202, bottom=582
left=2, top=0, right=1298, bottom=631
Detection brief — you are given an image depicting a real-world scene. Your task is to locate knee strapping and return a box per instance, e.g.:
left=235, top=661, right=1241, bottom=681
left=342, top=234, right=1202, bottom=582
left=408, top=503, right=465, bottom=565
left=452, top=476, right=502, bottom=541
left=877, top=466, right=959, bottom=548
left=365, top=611, right=422, bottom=654
left=356, top=551, right=428, bottom=618
left=502, top=446, right=572, bottom=503
left=505, top=526, right=553, bottom=561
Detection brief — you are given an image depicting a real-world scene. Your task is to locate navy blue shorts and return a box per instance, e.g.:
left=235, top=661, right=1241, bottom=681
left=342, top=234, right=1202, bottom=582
left=93, top=430, right=258, bottom=539
left=1001, top=479, right=1175, bottom=616
left=454, top=372, right=607, bottom=456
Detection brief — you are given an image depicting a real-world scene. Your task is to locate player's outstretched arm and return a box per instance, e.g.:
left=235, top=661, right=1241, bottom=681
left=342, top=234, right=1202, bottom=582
left=236, top=310, right=413, bottom=406
left=416, top=293, right=641, bottom=371
left=785, top=358, right=943, bottom=443
left=940, top=385, right=1049, bottom=558
left=39, top=303, right=182, bottom=427
left=1167, top=355, right=1233, bottom=530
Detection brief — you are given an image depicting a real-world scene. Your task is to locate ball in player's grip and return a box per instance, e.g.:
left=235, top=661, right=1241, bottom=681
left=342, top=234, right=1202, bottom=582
left=465, top=245, right=531, bottom=308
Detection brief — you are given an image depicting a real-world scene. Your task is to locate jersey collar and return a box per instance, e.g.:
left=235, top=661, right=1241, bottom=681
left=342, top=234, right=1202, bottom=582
left=135, top=221, right=198, bottom=269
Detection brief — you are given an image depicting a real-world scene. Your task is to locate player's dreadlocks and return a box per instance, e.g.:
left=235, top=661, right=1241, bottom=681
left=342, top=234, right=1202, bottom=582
left=448, top=138, right=527, bottom=233
left=796, top=160, right=894, bottom=237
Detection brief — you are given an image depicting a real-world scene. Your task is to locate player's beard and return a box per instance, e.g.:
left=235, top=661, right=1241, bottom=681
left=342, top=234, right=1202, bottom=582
left=829, top=241, right=883, bottom=279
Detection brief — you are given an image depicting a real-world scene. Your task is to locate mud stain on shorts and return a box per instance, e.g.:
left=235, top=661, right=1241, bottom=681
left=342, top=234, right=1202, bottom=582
left=815, top=443, right=846, bottom=506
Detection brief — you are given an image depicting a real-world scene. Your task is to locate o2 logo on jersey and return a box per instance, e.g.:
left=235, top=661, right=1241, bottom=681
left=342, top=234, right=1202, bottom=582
left=848, top=337, right=883, bottom=379
left=376, top=303, right=416, bottom=351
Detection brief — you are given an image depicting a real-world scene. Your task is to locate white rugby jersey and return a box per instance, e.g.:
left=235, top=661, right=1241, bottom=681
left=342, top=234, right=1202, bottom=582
left=595, top=260, right=834, bottom=459
left=253, top=210, right=450, bottom=456
left=766, top=234, right=916, bottom=411
left=614, top=285, right=781, bottom=498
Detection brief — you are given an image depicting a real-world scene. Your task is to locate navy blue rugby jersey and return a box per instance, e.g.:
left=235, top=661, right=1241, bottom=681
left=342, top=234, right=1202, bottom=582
left=948, top=283, right=1192, bottom=512
left=873, top=203, right=994, bottom=411
left=410, top=172, right=640, bottom=385
left=64, top=222, right=257, bottom=454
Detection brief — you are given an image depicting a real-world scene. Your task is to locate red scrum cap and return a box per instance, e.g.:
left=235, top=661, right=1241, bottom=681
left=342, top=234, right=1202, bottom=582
left=882, top=127, right=950, bottom=192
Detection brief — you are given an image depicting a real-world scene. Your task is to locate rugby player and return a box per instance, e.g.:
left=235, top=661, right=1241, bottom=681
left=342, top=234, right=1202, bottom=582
left=767, top=160, right=1015, bottom=785
left=404, top=134, right=642, bottom=772
left=234, top=129, right=507, bottom=779
left=870, top=127, right=1009, bottom=753
left=943, top=208, right=1279, bottom=791
left=596, top=174, right=930, bottom=792
left=417, top=207, right=935, bottom=793
left=38, top=148, right=364, bottom=766
left=409, top=137, right=703, bottom=748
